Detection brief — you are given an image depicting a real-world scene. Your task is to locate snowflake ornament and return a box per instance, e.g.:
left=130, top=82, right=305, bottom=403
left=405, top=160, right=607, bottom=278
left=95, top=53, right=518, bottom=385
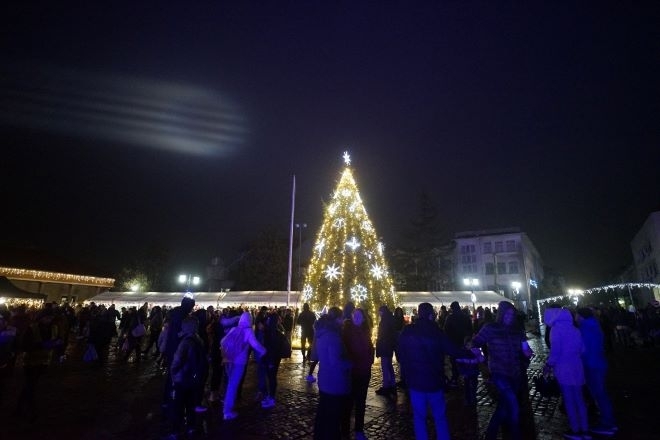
left=333, top=218, right=345, bottom=228
left=370, top=263, right=385, bottom=280
left=324, top=264, right=341, bottom=280
left=302, top=284, right=313, bottom=302
left=346, top=236, right=361, bottom=251
left=350, top=284, right=368, bottom=303
left=343, top=151, right=351, bottom=165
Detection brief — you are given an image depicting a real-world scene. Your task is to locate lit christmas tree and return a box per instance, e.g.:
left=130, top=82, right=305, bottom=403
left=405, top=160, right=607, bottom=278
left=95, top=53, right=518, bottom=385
left=303, top=151, right=398, bottom=319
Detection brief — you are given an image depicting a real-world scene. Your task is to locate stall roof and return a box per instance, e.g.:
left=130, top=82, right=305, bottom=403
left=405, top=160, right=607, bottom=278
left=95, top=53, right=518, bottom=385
left=0, top=276, right=47, bottom=300
left=86, top=290, right=504, bottom=310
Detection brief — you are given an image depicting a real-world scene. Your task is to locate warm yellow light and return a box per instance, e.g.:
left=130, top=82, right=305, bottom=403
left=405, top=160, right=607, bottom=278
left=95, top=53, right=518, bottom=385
left=0, top=267, right=114, bottom=287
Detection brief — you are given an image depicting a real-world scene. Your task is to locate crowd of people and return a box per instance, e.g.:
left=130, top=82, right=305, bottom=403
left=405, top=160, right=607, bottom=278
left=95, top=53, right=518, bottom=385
left=0, top=296, right=657, bottom=439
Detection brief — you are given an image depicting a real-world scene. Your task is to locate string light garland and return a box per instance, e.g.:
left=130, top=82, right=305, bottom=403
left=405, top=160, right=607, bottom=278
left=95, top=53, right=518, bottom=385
left=0, top=267, right=115, bottom=287
left=583, top=283, right=660, bottom=294
left=304, top=151, right=398, bottom=319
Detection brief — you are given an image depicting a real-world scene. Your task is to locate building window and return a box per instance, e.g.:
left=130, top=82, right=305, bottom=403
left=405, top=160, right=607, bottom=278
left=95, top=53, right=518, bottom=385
left=462, top=264, right=477, bottom=274
left=485, top=262, right=494, bottom=274
left=497, top=262, right=507, bottom=274
left=483, top=242, right=492, bottom=253
left=508, top=261, right=519, bottom=274
left=495, top=241, right=503, bottom=253
left=506, top=240, right=516, bottom=252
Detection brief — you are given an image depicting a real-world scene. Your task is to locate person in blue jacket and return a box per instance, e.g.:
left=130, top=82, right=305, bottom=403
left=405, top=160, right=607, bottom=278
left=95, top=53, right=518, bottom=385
left=577, top=307, right=617, bottom=436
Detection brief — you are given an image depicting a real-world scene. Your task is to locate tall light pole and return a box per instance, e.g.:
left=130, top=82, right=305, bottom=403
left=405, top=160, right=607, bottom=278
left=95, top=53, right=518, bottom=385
left=463, top=278, right=479, bottom=310
left=178, top=274, right=200, bottom=292
left=295, top=222, right=307, bottom=288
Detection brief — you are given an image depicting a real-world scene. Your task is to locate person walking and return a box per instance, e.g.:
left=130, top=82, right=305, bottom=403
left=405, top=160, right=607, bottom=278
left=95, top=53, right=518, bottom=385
left=545, top=308, right=590, bottom=440
left=297, top=303, right=316, bottom=362
left=471, top=301, right=533, bottom=440
left=576, top=307, right=617, bottom=436
left=341, top=307, right=374, bottom=440
left=397, top=302, right=473, bottom=440
left=375, top=305, right=397, bottom=397
left=313, top=306, right=352, bottom=440
left=260, top=310, right=286, bottom=409
left=221, top=311, right=266, bottom=420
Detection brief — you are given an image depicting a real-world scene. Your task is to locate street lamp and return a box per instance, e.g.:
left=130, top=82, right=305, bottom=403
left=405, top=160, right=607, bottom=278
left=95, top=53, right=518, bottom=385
left=511, top=281, right=522, bottom=298
left=567, top=288, right=583, bottom=306
left=463, top=278, right=479, bottom=309
left=178, top=274, right=200, bottom=292
left=295, top=222, right=307, bottom=286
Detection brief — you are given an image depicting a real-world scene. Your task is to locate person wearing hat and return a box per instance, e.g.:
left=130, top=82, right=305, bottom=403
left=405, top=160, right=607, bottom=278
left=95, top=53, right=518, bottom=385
left=397, top=303, right=473, bottom=440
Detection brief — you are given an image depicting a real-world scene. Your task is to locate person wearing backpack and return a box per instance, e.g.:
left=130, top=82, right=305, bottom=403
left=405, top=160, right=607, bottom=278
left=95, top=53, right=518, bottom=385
left=221, top=311, right=266, bottom=420
left=169, top=316, right=207, bottom=438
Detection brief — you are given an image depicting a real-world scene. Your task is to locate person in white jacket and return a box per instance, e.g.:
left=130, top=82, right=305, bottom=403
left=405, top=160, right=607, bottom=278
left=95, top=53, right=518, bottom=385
left=544, top=308, right=589, bottom=440
left=221, top=311, right=266, bottom=420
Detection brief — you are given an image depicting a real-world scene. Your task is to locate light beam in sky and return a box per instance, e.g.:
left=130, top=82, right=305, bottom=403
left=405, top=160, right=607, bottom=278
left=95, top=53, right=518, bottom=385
left=0, top=65, right=247, bottom=157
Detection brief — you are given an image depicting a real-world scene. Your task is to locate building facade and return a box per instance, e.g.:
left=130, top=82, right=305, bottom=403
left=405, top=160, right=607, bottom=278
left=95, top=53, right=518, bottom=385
left=454, top=228, right=544, bottom=313
left=631, top=211, right=660, bottom=284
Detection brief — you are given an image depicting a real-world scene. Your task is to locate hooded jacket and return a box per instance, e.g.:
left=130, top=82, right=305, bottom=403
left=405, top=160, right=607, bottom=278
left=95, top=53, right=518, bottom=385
left=545, top=308, right=585, bottom=386
left=222, top=311, right=266, bottom=365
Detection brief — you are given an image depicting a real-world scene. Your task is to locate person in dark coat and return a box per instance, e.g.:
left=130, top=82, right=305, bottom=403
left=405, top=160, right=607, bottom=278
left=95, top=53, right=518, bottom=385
left=397, top=302, right=473, bottom=440
left=443, top=301, right=473, bottom=386
left=162, top=296, right=196, bottom=406
left=260, top=311, right=285, bottom=409
left=341, top=307, right=374, bottom=440
left=297, top=303, right=316, bottom=362
left=169, top=316, right=207, bottom=437
left=375, top=305, right=397, bottom=396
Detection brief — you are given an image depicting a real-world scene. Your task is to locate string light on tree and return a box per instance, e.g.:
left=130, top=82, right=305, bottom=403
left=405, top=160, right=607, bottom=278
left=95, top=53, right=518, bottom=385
left=304, top=151, right=398, bottom=318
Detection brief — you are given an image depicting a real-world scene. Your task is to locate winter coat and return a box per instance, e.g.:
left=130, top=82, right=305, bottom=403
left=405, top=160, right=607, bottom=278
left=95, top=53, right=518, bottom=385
left=342, top=320, right=374, bottom=376
left=263, top=313, right=286, bottom=363
left=314, top=316, right=352, bottom=395
left=297, top=309, right=317, bottom=336
left=579, top=316, right=608, bottom=370
left=170, top=333, right=207, bottom=388
left=444, top=310, right=473, bottom=346
left=472, top=321, right=527, bottom=379
left=545, top=308, right=585, bottom=386
left=397, top=318, right=471, bottom=392
left=223, top=311, right=266, bottom=365
left=376, top=310, right=397, bottom=358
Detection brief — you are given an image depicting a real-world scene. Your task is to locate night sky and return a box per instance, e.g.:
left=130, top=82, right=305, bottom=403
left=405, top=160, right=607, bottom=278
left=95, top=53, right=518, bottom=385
left=1, top=3, right=658, bottom=287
